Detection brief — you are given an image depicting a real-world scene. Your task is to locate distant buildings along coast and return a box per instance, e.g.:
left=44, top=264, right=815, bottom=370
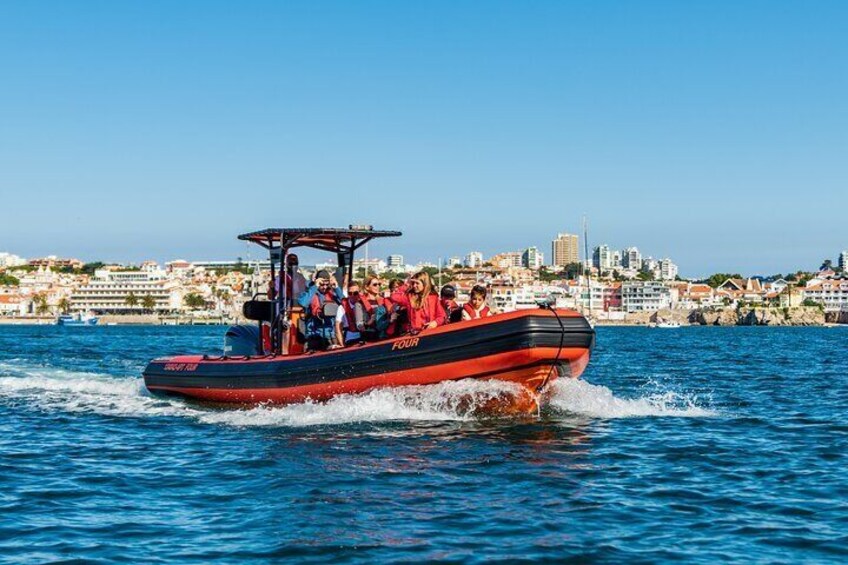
left=1, top=235, right=848, bottom=322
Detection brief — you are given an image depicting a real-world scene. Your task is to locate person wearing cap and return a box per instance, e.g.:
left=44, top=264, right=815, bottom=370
left=297, top=269, right=344, bottom=350
left=440, top=284, right=461, bottom=324
left=277, top=253, right=307, bottom=306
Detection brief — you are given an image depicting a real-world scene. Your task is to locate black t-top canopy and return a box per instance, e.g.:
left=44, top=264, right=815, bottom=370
left=238, top=227, right=402, bottom=254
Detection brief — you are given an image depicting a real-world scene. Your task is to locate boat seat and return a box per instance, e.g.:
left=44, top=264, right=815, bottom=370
left=243, top=300, right=275, bottom=323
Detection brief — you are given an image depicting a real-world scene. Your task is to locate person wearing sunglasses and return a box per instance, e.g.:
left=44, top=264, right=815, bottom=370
left=297, top=269, right=343, bottom=350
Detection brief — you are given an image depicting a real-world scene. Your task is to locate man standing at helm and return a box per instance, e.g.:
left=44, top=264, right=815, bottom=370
left=272, top=253, right=307, bottom=307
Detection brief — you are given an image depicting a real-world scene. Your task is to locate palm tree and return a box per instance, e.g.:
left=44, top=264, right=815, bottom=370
left=57, top=297, right=70, bottom=314
left=184, top=293, right=205, bottom=310
left=33, top=293, right=50, bottom=315
left=141, top=295, right=156, bottom=314
left=125, top=292, right=139, bottom=310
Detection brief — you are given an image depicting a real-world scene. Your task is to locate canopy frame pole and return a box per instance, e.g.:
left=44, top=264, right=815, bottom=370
left=266, top=234, right=277, bottom=354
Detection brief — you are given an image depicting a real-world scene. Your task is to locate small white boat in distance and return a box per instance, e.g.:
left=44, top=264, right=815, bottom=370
left=57, top=313, right=99, bottom=326
left=654, top=320, right=681, bottom=328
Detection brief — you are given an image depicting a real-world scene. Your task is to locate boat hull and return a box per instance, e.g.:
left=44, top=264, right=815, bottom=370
left=143, top=309, right=594, bottom=405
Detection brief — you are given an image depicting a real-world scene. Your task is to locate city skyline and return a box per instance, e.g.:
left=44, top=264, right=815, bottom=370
left=3, top=240, right=847, bottom=280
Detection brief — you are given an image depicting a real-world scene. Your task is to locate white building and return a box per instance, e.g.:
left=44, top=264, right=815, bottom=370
left=464, top=252, right=484, bottom=268
left=621, top=281, right=672, bottom=312
left=70, top=269, right=181, bottom=314
left=0, top=293, right=25, bottom=316
left=387, top=255, right=404, bottom=268
left=521, top=247, right=544, bottom=270
left=840, top=250, right=848, bottom=271
left=192, top=259, right=271, bottom=271
left=803, top=277, right=848, bottom=311
left=0, top=252, right=27, bottom=268
left=642, top=257, right=659, bottom=275
left=565, top=277, right=607, bottom=311
left=611, top=250, right=622, bottom=269
left=592, top=245, right=612, bottom=271
left=659, top=258, right=679, bottom=280
left=447, top=256, right=462, bottom=268
left=622, top=247, right=642, bottom=271
left=353, top=257, right=387, bottom=275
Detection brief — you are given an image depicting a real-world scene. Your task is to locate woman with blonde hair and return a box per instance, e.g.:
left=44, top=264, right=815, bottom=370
left=389, top=271, right=446, bottom=333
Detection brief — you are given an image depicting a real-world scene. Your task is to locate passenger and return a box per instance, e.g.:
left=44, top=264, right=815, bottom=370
left=361, top=276, right=396, bottom=339
left=386, top=278, right=403, bottom=297
left=285, top=253, right=308, bottom=303
left=462, top=285, right=493, bottom=320
left=439, top=284, right=461, bottom=323
left=335, top=281, right=366, bottom=347
left=381, top=278, right=403, bottom=338
left=270, top=253, right=308, bottom=306
left=297, top=270, right=344, bottom=351
left=390, top=271, right=446, bottom=333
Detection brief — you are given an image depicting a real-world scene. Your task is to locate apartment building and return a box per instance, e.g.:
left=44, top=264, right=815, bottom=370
left=621, top=281, right=672, bottom=312
left=551, top=233, right=579, bottom=267
left=803, top=277, right=848, bottom=311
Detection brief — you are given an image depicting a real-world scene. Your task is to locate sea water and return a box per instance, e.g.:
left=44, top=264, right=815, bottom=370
left=0, top=325, right=845, bottom=563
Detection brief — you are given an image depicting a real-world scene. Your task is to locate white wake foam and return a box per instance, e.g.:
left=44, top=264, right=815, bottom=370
left=197, top=380, right=528, bottom=427
left=547, top=378, right=716, bottom=418
left=0, top=361, right=716, bottom=426
left=0, top=363, right=194, bottom=419
left=0, top=362, right=529, bottom=427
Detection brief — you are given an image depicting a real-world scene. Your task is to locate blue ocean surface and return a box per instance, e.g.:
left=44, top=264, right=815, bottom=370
left=1, top=325, right=846, bottom=563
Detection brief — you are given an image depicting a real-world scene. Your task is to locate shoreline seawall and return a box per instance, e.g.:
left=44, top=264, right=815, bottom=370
left=594, top=306, right=839, bottom=326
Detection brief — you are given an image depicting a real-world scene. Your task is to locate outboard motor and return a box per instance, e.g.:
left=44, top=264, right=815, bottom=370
left=224, top=324, right=263, bottom=357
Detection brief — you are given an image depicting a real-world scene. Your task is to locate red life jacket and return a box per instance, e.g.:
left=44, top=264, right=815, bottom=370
left=341, top=294, right=385, bottom=330
left=310, top=290, right=340, bottom=317
left=463, top=303, right=491, bottom=319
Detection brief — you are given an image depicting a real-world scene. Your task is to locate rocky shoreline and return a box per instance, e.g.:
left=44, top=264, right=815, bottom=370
left=595, top=306, right=846, bottom=326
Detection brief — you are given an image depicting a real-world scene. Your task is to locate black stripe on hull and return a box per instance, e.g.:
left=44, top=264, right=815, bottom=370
left=143, top=314, right=594, bottom=391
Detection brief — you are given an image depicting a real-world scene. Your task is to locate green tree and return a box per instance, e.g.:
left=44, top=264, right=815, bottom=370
left=0, top=274, right=20, bottom=286
left=80, top=262, right=105, bottom=275
left=703, top=273, right=743, bottom=288
left=57, top=298, right=70, bottom=314
left=124, top=292, right=139, bottom=309
left=537, top=267, right=562, bottom=283
left=820, top=259, right=833, bottom=271
left=636, top=271, right=655, bottom=281
left=141, top=295, right=156, bottom=313
left=802, top=298, right=823, bottom=309
left=184, top=293, right=206, bottom=310
left=562, top=262, right=582, bottom=280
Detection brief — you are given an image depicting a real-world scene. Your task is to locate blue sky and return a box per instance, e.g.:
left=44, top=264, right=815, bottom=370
left=1, top=1, right=845, bottom=276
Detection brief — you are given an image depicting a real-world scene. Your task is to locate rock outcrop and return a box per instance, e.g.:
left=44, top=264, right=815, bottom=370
left=691, top=306, right=826, bottom=326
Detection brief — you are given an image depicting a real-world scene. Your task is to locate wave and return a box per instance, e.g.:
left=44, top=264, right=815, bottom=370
left=547, top=378, right=716, bottom=418
left=0, top=361, right=716, bottom=427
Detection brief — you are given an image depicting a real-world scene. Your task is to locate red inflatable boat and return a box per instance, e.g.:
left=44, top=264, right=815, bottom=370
left=142, top=227, right=595, bottom=411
